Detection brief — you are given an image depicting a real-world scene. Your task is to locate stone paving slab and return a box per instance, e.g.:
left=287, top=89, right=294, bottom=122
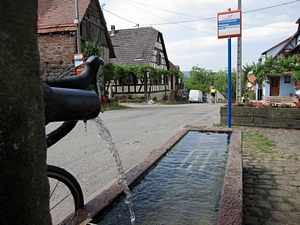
left=239, top=127, right=300, bottom=225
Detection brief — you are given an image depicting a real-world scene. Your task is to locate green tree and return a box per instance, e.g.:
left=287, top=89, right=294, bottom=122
left=101, top=63, right=117, bottom=94
left=213, top=70, right=228, bottom=93
left=82, top=40, right=102, bottom=58
left=0, top=1, right=51, bottom=224
left=230, top=69, right=237, bottom=101
left=250, top=55, right=300, bottom=83
left=242, top=63, right=254, bottom=85
left=185, top=66, right=214, bottom=93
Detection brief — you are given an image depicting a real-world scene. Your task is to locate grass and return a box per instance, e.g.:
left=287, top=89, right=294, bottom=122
left=156, top=100, right=189, bottom=105
left=282, top=197, right=293, bottom=205
left=242, top=131, right=276, bottom=154
left=102, top=102, right=130, bottom=111
left=282, top=197, right=300, bottom=210
left=213, top=123, right=225, bottom=127
left=271, top=176, right=277, bottom=187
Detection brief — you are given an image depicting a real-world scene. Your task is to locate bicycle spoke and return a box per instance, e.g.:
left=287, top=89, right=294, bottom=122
left=50, top=192, right=72, bottom=211
left=47, top=165, right=84, bottom=224
left=49, top=181, right=59, bottom=199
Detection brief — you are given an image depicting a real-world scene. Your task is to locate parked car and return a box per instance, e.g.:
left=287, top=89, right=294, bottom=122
left=189, top=90, right=203, bottom=103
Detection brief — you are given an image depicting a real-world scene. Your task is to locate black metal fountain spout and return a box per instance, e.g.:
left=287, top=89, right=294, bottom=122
left=42, top=55, right=103, bottom=124
left=42, top=55, right=104, bottom=147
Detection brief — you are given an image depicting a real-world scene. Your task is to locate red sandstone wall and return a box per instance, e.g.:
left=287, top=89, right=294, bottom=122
left=38, top=33, right=76, bottom=64
left=38, top=33, right=76, bottom=77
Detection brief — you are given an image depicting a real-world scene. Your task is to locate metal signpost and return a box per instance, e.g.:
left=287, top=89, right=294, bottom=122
left=217, top=9, right=242, bottom=128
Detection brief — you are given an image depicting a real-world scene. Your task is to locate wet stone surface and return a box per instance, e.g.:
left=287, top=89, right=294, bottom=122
left=239, top=127, right=300, bottom=225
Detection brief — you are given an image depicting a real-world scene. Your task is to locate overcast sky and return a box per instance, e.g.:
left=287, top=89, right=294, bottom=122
left=100, top=0, right=300, bottom=72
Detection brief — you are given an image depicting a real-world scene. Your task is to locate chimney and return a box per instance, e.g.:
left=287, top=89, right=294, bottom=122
left=110, top=25, right=115, bottom=36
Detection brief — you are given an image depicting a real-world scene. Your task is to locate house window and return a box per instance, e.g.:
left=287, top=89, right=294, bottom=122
left=135, top=52, right=143, bottom=60
left=124, top=73, right=138, bottom=84
left=284, top=76, right=291, bottom=83
left=163, top=75, right=168, bottom=84
left=157, top=74, right=162, bottom=84
left=126, top=73, right=133, bottom=84
left=284, top=52, right=292, bottom=58
left=156, top=53, right=161, bottom=65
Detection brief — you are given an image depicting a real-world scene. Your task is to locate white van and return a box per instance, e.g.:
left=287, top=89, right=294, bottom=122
left=189, top=90, right=203, bottom=103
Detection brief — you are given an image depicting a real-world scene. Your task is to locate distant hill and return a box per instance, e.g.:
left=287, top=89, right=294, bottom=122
left=182, top=71, right=190, bottom=78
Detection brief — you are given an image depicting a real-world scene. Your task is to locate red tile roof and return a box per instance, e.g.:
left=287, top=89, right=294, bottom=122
left=38, top=0, right=90, bottom=32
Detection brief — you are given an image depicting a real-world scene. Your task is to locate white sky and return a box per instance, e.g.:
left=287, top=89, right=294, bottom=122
left=100, top=0, right=300, bottom=72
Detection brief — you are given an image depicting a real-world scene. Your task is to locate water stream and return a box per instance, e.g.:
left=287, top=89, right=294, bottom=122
left=90, top=116, right=136, bottom=225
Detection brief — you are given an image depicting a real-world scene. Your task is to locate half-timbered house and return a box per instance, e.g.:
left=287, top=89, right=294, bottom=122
left=109, top=26, right=183, bottom=100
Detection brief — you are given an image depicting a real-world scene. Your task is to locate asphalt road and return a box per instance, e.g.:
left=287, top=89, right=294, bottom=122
left=46, top=102, right=222, bottom=204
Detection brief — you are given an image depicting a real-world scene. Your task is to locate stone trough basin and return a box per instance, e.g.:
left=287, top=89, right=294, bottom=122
left=59, top=126, right=243, bottom=225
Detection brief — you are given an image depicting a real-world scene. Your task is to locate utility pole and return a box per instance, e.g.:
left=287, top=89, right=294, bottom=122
left=236, top=0, right=242, bottom=102
left=74, top=0, right=81, bottom=53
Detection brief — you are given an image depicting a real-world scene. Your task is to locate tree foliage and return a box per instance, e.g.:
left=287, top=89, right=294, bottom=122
left=185, top=55, right=300, bottom=101
left=185, top=66, right=214, bottom=93
left=213, top=70, right=229, bottom=93
left=82, top=40, right=102, bottom=58
left=185, top=66, right=238, bottom=100
left=247, top=55, right=300, bottom=83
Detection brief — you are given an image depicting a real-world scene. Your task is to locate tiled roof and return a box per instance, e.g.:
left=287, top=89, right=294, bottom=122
left=169, top=60, right=179, bottom=71
left=38, top=0, right=91, bottom=32
left=38, top=24, right=75, bottom=33
left=110, top=27, right=163, bottom=66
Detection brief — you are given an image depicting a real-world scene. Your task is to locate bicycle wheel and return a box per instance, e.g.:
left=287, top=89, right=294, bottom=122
left=47, top=165, right=84, bottom=223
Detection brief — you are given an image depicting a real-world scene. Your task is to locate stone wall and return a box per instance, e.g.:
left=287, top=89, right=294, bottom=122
left=220, top=106, right=300, bottom=129
left=38, top=33, right=77, bottom=78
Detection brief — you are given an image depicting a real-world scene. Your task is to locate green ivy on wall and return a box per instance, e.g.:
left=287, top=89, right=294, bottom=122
left=101, top=63, right=183, bottom=83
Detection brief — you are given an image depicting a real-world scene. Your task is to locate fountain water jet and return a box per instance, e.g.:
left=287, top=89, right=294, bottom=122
left=89, top=116, right=136, bottom=225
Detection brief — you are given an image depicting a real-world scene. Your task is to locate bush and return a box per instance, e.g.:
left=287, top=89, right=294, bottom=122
left=250, top=92, right=256, bottom=100
left=162, top=94, right=168, bottom=101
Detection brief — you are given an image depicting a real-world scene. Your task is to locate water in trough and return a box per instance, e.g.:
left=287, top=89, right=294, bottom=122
left=91, top=131, right=230, bottom=225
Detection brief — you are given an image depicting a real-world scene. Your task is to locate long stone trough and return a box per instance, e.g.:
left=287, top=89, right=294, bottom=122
left=58, top=126, right=243, bottom=225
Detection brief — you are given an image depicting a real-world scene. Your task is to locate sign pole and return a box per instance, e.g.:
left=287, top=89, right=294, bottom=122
left=217, top=8, right=241, bottom=128
left=236, top=0, right=242, bottom=103
left=75, top=0, right=81, bottom=53
left=228, top=37, right=232, bottom=128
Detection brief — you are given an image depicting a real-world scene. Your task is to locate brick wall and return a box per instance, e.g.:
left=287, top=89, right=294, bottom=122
left=38, top=33, right=76, bottom=78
